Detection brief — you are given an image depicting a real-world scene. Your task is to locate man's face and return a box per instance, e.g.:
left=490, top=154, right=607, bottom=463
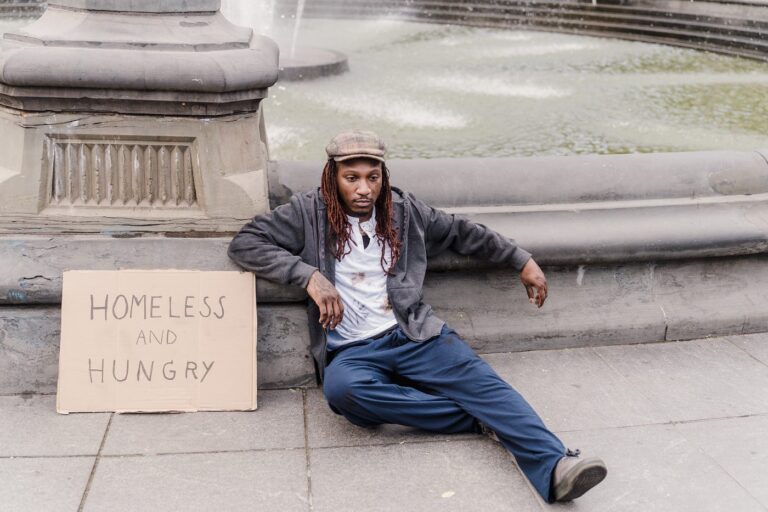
left=335, top=158, right=383, bottom=220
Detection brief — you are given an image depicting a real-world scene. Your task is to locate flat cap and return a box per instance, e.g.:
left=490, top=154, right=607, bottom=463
left=326, top=129, right=387, bottom=163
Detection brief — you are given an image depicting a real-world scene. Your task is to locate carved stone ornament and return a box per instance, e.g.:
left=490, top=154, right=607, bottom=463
left=45, top=136, right=200, bottom=210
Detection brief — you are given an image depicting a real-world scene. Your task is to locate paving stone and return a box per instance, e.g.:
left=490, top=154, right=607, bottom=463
left=0, top=456, right=94, bottom=512
left=0, top=307, right=60, bottom=394
left=555, top=424, right=765, bottom=512
left=0, top=395, right=109, bottom=456
left=309, top=440, right=542, bottom=512
left=84, top=450, right=308, bottom=512
left=727, top=332, right=768, bottom=367
left=102, top=389, right=305, bottom=455
left=676, top=414, right=768, bottom=508
left=657, top=256, right=768, bottom=341
left=484, top=347, right=664, bottom=432
left=594, top=339, right=768, bottom=422
left=305, top=388, right=478, bottom=448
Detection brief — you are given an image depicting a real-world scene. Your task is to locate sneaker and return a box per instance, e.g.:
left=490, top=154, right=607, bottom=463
left=552, top=449, right=607, bottom=502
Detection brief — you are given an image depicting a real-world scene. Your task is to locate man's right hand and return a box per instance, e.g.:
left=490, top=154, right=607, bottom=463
left=306, top=271, right=344, bottom=330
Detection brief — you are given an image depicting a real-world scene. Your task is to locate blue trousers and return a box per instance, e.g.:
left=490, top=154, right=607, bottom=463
left=323, top=325, right=567, bottom=503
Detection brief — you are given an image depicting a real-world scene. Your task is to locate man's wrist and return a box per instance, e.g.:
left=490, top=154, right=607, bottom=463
left=514, top=251, right=533, bottom=273
left=297, top=266, right=320, bottom=289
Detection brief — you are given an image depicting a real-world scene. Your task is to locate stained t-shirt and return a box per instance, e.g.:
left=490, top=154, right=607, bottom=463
left=326, top=209, right=397, bottom=349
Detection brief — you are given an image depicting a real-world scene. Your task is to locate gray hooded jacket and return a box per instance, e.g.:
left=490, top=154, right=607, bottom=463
left=227, top=187, right=532, bottom=382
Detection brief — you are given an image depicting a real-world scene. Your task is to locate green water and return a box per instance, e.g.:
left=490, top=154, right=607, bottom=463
left=263, top=19, right=768, bottom=160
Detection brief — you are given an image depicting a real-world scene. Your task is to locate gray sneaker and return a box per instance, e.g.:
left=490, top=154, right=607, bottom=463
left=552, top=449, right=607, bottom=502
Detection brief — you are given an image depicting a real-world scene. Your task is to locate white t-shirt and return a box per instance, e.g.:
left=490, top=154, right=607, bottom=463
left=326, top=208, right=398, bottom=349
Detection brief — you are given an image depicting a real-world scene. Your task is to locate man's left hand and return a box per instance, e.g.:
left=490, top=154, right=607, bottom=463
left=520, top=258, right=548, bottom=308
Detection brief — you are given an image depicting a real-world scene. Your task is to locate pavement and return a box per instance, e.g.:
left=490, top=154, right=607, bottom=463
left=3, top=332, right=768, bottom=512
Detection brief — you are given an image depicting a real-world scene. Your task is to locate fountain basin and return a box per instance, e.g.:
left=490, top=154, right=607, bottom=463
left=273, top=0, right=768, bottom=63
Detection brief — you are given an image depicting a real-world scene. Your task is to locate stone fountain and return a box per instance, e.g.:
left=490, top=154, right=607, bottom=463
left=3, top=0, right=768, bottom=396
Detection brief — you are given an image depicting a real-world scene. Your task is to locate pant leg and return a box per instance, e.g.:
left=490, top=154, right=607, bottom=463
left=323, top=335, right=478, bottom=434
left=393, top=325, right=566, bottom=503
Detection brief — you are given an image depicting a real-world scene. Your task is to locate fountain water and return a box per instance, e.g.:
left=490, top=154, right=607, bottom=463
left=221, top=0, right=348, bottom=81
left=221, top=0, right=275, bottom=37
left=258, top=18, right=768, bottom=161
left=289, top=0, right=305, bottom=58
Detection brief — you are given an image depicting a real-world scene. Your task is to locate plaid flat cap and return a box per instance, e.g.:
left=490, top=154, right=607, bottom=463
left=325, top=130, right=387, bottom=163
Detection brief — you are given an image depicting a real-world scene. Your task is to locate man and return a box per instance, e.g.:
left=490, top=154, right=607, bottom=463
left=228, top=130, right=607, bottom=503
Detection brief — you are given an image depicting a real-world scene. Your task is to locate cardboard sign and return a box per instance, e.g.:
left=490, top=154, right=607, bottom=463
left=56, top=270, right=257, bottom=414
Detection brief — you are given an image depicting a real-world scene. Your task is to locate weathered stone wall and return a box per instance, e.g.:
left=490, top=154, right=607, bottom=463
left=5, top=248, right=768, bottom=393
left=4, top=150, right=768, bottom=392
left=272, top=150, right=768, bottom=264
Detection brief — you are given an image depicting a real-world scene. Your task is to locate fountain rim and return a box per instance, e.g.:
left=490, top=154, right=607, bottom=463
left=279, top=0, right=768, bottom=64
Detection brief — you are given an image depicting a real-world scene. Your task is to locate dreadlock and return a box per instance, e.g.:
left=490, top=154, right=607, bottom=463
left=321, top=159, right=401, bottom=274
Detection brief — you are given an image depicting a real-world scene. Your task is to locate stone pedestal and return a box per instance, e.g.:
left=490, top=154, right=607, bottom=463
left=0, top=0, right=279, bottom=230
left=0, top=109, right=270, bottom=230
left=0, top=1, right=298, bottom=389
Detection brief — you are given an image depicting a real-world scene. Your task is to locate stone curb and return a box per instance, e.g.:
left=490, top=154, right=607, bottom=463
left=5, top=254, right=768, bottom=392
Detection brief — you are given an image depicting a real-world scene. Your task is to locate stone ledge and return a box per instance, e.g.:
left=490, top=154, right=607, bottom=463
left=0, top=303, right=314, bottom=394
left=0, top=237, right=306, bottom=305
left=6, top=254, right=768, bottom=392
left=4, top=151, right=768, bottom=303
left=6, top=196, right=768, bottom=306
left=0, top=40, right=279, bottom=93
left=272, top=151, right=768, bottom=209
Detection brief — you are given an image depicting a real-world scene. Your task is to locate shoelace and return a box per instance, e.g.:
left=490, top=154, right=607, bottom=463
left=565, top=448, right=581, bottom=457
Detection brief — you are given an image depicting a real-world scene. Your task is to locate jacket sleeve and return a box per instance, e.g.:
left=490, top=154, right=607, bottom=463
left=227, top=194, right=318, bottom=288
left=412, top=194, right=532, bottom=272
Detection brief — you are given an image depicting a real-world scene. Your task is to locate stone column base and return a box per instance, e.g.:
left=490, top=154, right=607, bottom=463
left=0, top=107, right=270, bottom=232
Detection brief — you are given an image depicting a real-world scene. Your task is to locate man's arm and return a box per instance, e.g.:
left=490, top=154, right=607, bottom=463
left=412, top=194, right=548, bottom=308
left=228, top=194, right=317, bottom=288
left=227, top=194, right=345, bottom=328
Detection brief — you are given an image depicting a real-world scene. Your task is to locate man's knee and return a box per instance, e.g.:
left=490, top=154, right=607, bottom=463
left=322, top=367, right=372, bottom=410
left=322, top=371, right=346, bottom=408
